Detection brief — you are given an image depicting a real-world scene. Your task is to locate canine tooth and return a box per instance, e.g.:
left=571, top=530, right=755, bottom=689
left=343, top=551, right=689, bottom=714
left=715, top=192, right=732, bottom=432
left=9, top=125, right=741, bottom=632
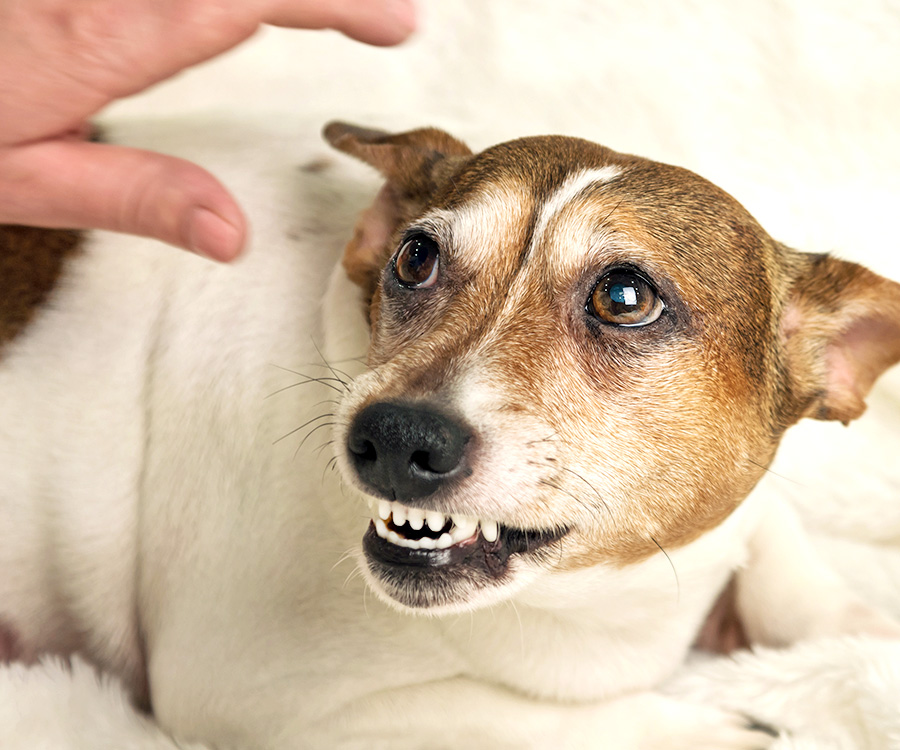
left=451, top=514, right=478, bottom=541
left=392, top=503, right=407, bottom=527
left=435, top=532, right=454, bottom=549
left=426, top=511, right=446, bottom=532
left=407, top=508, right=425, bottom=530
left=375, top=518, right=389, bottom=539
left=378, top=501, right=391, bottom=521
left=481, top=519, right=499, bottom=543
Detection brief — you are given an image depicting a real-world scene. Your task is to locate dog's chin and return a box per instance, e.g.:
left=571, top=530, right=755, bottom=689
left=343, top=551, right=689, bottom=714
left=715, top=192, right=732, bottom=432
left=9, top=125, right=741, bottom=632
left=359, top=517, right=569, bottom=615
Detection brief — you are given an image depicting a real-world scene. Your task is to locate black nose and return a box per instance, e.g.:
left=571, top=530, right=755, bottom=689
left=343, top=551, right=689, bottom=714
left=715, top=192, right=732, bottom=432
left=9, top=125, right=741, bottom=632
left=347, top=401, right=471, bottom=501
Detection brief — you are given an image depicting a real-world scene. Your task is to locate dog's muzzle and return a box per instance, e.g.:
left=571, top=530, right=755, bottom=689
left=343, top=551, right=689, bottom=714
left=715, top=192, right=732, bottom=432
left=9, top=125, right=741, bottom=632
left=347, top=401, right=472, bottom=501
left=346, top=400, right=569, bottom=611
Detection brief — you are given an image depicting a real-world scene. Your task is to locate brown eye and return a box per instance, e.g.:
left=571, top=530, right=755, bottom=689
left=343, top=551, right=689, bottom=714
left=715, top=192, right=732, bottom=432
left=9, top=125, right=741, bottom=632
left=394, top=234, right=440, bottom=288
left=588, top=269, right=664, bottom=327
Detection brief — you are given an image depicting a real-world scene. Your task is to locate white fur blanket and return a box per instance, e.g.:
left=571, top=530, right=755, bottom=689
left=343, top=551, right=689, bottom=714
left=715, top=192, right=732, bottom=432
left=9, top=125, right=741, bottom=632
left=2, top=636, right=898, bottom=748
left=4, top=2, right=899, bottom=747
left=671, top=638, right=900, bottom=749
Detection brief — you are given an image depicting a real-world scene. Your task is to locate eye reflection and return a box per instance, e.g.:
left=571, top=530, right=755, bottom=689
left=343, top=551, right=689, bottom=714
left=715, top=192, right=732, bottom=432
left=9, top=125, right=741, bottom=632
left=588, top=269, right=664, bottom=327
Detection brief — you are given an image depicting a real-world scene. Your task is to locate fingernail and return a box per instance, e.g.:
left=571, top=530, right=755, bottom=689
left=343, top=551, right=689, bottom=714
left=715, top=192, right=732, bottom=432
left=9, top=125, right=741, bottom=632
left=188, top=207, right=244, bottom=261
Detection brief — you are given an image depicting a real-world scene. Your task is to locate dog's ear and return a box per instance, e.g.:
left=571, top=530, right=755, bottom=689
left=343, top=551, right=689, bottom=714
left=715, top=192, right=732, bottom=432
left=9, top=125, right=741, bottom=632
left=324, top=122, right=472, bottom=298
left=781, top=251, right=900, bottom=424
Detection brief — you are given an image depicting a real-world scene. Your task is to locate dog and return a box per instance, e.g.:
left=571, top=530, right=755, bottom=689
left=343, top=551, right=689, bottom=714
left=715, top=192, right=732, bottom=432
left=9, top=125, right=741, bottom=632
left=1, top=119, right=899, bottom=749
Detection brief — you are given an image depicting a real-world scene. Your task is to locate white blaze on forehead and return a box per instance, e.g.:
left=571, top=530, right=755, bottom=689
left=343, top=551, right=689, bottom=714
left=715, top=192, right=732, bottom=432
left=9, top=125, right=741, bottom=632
left=531, top=166, right=624, bottom=270
left=534, top=166, right=624, bottom=239
left=412, top=168, right=622, bottom=275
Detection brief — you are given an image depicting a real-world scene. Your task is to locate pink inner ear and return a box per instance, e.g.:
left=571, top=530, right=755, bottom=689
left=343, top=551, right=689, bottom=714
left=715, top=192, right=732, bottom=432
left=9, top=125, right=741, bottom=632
left=824, top=316, right=900, bottom=423
left=342, top=184, right=401, bottom=290
left=783, top=253, right=900, bottom=424
left=360, top=185, right=398, bottom=257
left=824, top=341, right=867, bottom=422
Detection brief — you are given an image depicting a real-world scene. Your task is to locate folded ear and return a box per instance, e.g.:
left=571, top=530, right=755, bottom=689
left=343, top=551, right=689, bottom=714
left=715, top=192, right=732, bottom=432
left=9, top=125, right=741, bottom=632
left=323, top=122, right=471, bottom=299
left=781, top=251, right=900, bottom=425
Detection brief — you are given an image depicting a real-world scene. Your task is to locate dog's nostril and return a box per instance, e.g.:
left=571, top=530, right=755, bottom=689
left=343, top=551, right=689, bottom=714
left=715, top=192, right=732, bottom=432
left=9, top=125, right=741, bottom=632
left=410, top=450, right=429, bottom=472
left=410, top=450, right=438, bottom=474
left=410, top=448, right=462, bottom=475
left=350, top=437, right=378, bottom=463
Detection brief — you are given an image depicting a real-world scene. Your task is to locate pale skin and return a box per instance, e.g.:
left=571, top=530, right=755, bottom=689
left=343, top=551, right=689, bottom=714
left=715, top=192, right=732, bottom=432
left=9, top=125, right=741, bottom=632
left=0, top=0, right=416, bottom=261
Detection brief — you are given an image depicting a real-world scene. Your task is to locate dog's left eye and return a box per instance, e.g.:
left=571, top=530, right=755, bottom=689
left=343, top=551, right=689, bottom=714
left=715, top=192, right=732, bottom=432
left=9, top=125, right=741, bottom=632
left=587, top=269, right=664, bottom=327
left=394, top=234, right=440, bottom=288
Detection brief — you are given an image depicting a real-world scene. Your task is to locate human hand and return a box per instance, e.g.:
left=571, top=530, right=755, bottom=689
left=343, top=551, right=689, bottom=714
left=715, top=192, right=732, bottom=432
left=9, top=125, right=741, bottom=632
left=0, top=0, right=416, bottom=261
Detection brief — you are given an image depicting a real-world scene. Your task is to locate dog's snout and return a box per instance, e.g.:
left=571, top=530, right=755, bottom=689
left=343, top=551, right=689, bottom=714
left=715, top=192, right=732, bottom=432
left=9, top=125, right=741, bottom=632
left=348, top=402, right=471, bottom=501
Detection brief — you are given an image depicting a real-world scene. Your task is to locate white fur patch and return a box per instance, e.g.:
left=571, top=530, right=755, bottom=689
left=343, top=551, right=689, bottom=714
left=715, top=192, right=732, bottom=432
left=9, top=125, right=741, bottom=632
left=530, top=166, right=623, bottom=257
left=408, top=168, right=622, bottom=278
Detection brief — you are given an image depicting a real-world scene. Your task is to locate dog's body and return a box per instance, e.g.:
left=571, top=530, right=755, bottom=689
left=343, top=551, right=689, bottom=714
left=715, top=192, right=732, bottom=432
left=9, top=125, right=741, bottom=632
left=1, top=118, right=900, bottom=749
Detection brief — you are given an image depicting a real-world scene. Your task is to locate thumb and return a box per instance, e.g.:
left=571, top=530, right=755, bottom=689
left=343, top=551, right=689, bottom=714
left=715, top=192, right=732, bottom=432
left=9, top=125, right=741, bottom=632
left=0, top=139, right=246, bottom=261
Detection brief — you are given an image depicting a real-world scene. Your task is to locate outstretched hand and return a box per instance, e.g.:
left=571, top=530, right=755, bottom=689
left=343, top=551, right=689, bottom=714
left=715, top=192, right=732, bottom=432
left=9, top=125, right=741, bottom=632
left=0, top=0, right=416, bottom=260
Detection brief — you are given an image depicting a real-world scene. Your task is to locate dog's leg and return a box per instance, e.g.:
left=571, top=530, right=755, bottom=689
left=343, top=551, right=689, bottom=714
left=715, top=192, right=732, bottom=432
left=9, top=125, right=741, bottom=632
left=735, top=495, right=900, bottom=646
left=309, top=678, right=777, bottom=750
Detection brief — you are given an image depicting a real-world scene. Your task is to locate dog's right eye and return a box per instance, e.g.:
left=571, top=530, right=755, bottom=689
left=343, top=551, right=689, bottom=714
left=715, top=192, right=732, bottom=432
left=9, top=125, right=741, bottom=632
left=394, top=234, right=440, bottom=288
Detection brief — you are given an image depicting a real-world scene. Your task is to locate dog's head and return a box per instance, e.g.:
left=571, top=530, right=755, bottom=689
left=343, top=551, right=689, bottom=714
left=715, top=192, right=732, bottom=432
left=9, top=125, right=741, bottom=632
left=324, top=123, right=900, bottom=615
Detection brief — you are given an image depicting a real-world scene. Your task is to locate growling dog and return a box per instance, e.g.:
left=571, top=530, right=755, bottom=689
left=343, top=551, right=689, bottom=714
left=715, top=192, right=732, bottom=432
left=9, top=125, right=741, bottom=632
left=1, top=121, right=898, bottom=748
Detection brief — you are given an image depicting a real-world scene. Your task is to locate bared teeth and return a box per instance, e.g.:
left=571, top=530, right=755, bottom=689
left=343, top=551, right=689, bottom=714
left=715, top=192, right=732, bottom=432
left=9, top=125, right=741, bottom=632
left=481, top=519, right=499, bottom=543
left=425, top=510, right=445, bottom=533
left=407, top=507, right=425, bottom=530
left=367, top=500, right=501, bottom=550
left=452, top=515, right=478, bottom=541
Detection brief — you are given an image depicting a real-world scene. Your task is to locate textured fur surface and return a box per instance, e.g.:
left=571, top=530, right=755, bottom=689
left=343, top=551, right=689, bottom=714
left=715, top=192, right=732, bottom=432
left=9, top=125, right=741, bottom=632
left=3, top=639, right=898, bottom=750
left=2, top=1, right=900, bottom=748
left=676, top=639, right=900, bottom=750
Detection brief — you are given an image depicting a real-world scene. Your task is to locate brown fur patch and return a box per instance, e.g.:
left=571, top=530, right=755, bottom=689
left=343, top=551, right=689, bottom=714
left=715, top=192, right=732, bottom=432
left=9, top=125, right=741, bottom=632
left=0, top=225, right=81, bottom=355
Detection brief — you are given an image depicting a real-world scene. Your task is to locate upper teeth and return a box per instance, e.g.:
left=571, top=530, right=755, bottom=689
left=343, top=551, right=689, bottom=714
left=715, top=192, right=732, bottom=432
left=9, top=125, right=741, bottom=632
left=372, top=500, right=500, bottom=549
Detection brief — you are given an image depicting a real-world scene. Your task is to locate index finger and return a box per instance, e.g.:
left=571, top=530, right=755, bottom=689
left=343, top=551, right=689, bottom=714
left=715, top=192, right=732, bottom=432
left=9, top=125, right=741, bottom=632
left=263, top=0, right=416, bottom=46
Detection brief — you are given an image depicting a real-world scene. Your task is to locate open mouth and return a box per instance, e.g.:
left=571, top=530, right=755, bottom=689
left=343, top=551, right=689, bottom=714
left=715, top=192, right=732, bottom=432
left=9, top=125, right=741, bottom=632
left=361, top=499, right=569, bottom=603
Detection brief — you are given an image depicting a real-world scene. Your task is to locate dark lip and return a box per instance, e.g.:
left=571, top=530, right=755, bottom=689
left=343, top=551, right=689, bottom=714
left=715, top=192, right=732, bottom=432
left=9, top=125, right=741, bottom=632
left=362, top=520, right=569, bottom=581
